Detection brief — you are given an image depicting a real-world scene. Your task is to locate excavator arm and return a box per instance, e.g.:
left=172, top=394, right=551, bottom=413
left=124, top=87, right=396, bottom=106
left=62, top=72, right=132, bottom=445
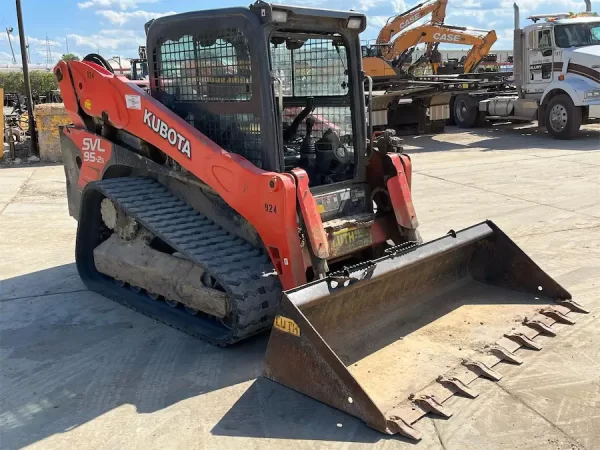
left=377, top=0, right=448, bottom=49
left=462, top=29, right=497, bottom=72
left=386, top=24, right=497, bottom=73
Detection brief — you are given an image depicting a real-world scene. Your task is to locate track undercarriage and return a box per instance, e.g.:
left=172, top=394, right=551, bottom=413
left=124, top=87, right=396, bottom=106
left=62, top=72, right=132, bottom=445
left=77, top=177, right=281, bottom=345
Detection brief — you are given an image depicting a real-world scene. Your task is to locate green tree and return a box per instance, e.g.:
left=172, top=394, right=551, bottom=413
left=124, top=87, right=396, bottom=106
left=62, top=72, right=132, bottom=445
left=0, top=71, right=57, bottom=95
left=61, top=53, right=80, bottom=62
left=30, top=72, right=58, bottom=94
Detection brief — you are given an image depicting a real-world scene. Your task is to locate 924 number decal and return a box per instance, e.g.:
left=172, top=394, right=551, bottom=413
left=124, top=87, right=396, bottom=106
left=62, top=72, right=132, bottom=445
left=265, top=203, right=277, bottom=214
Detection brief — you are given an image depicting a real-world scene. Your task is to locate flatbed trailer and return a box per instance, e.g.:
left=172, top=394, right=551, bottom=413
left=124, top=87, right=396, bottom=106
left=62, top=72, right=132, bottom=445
left=368, top=73, right=513, bottom=134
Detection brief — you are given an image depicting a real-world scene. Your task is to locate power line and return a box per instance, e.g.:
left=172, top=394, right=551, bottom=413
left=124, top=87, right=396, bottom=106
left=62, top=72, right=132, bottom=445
left=45, top=33, right=52, bottom=67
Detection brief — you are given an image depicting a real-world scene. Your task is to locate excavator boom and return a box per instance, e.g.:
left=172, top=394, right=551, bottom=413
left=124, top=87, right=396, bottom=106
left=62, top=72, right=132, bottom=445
left=376, top=0, right=448, bottom=46
left=369, top=24, right=497, bottom=76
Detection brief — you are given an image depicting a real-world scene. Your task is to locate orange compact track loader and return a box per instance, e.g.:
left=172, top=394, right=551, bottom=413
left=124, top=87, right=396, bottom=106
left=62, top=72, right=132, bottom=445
left=56, top=2, right=589, bottom=440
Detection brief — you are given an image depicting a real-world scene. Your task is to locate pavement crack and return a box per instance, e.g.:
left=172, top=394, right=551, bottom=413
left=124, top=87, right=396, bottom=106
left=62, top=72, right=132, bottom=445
left=0, top=168, right=37, bottom=215
left=0, top=288, right=89, bottom=303
left=432, top=419, right=448, bottom=450
left=494, top=382, right=587, bottom=450
left=515, top=224, right=600, bottom=238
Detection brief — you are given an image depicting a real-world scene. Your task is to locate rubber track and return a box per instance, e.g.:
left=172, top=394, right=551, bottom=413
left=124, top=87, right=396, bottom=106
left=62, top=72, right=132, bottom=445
left=90, top=177, right=282, bottom=345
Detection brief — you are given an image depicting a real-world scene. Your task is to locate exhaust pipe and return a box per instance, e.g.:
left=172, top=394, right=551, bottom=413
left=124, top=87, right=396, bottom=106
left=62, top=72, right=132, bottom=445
left=585, top=0, right=591, bottom=12
left=513, top=3, right=524, bottom=96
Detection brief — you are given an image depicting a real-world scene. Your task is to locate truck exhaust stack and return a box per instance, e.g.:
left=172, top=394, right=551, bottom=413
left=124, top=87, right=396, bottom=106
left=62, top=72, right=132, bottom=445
left=264, top=221, right=588, bottom=439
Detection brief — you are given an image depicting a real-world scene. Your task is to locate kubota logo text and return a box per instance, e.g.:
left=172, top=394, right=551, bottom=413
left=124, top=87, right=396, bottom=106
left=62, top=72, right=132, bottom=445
left=432, top=33, right=462, bottom=42
left=143, top=109, right=191, bottom=159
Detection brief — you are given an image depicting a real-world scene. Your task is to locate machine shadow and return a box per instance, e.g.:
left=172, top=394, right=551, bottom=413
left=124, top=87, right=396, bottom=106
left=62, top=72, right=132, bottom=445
left=0, top=247, right=569, bottom=447
left=212, top=378, right=407, bottom=444
left=0, top=264, right=269, bottom=449
left=403, top=123, right=600, bottom=153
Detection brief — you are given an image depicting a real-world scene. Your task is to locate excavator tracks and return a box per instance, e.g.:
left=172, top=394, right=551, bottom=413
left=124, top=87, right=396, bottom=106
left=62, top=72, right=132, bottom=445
left=76, top=177, right=282, bottom=345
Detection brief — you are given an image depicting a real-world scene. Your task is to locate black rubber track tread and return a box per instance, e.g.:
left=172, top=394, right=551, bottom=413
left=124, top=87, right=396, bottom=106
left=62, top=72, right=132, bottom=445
left=87, top=177, right=282, bottom=345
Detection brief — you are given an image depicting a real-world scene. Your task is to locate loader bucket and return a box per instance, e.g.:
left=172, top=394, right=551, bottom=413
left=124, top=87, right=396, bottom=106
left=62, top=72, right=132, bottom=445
left=264, top=220, right=588, bottom=440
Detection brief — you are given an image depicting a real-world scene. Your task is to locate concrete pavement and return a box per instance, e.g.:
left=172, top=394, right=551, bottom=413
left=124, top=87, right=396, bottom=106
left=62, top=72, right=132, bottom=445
left=1, top=124, right=599, bottom=449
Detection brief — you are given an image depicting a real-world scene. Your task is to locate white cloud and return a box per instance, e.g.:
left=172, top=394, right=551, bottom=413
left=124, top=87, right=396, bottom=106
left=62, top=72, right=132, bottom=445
left=500, top=0, right=590, bottom=12
left=95, top=9, right=176, bottom=25
left=448, top=8, right=512, bottom=24
left=27, top=36, right=60, bottom=47
left=78, top=0, right=159, bottom=10
left=67, top=29, right=145, bottom=50
left=368, top=15, right=391, bottom=28
left=461, top=0, right=482, bottom=8
left=0, top=51, right=18, bottom=64
left=358, top=0, right=387, bottom=11
left=392, top=0, right=406, bottom=13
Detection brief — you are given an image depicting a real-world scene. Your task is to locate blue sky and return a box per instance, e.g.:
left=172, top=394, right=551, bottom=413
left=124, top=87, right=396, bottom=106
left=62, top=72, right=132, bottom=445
left=0, top=0, right=598, bottom=65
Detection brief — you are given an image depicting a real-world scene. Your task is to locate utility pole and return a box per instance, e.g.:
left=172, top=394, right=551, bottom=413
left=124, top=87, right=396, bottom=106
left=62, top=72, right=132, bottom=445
left=6, top=27, right=16, bottom=63
left=26, top=35, right=30, bottom=63
left=16, top=0, right=38, bottom=156
left=65, top=37, right=69, bottom=54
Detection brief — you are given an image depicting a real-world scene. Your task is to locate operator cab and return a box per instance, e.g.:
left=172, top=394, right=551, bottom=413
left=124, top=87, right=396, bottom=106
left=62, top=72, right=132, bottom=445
left=146, top=3, right=367, bottom=188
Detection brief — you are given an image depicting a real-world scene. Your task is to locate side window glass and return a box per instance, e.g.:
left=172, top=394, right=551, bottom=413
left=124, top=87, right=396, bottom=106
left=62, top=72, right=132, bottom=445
left=157, top=29, right=263, bottom=168
left=537, top=29, right=553, bottom=56
left=159, top=29, right=252, bottom=102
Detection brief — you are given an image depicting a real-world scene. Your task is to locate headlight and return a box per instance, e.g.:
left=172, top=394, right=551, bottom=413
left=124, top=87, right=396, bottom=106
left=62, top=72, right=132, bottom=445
left=584, top=89, right=600, bottom=99
left=271, top=9, right=288, bottom=23
left=347, top=17, right=364, bottom=29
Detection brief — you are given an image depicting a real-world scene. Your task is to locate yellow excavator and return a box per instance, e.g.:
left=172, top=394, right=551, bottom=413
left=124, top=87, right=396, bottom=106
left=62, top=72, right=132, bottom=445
left=362, top=9, right=497, bottom=80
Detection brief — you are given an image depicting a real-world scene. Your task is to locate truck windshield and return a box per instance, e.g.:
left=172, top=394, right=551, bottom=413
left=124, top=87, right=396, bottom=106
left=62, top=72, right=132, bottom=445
left=554, top=22, right=600, bottom=48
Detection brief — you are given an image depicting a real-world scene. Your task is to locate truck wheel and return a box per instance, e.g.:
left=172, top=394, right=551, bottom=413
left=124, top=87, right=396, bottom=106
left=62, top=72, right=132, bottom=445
left=447, top=97, right=456, bottom=125
left=453, top=96, right=478, bottom=128
left=545, top=94, right=582, bottom=139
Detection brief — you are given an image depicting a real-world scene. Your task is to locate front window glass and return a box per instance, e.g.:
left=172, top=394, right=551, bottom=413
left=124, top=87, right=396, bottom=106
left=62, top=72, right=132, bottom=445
left=554, top=22, right=600, bottom=48
left=270, top=35, right=355, bottom=184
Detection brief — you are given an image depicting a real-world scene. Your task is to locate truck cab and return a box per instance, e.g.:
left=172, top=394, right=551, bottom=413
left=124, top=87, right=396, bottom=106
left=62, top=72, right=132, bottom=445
left=520, top=13, right=600, bottom=137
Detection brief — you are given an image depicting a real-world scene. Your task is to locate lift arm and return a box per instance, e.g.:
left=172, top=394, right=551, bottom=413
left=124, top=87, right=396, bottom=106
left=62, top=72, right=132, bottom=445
left=54, top=59, right=308, bottom=289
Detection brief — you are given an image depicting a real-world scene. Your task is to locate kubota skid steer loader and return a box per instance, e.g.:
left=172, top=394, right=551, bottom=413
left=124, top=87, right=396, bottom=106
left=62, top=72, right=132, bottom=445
left=56, top=2, right=589, bottom=440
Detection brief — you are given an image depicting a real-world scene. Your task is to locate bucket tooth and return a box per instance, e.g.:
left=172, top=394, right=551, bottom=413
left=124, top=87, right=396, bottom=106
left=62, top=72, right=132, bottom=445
left=504, top=332, right=542, bottom=350
left=523, top=318, right=557, bottom=336
left=557, top=299, right=589, bottom=314
left=387, top=416, right=422, bottom=441
left=488, top=345, right=524, bottom=364
left=437, top=375, right=479, bottom=398
left=540, top=307, right=576, bottom=325
left=413, top=395, right=453, bottom=418
left=462, top=359, right=503, bottom=381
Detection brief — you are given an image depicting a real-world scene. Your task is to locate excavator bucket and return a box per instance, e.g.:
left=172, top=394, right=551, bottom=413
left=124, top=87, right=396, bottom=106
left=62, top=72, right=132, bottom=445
left=263, top=220, right=588, bottom=440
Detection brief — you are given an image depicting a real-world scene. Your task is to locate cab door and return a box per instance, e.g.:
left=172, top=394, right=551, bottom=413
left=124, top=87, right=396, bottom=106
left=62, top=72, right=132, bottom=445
left=524, top=26, right=555, bottom=94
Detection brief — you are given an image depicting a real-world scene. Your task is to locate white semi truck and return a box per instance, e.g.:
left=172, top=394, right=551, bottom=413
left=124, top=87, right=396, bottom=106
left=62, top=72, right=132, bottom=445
left=452, top=0, right=600, bottom=139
